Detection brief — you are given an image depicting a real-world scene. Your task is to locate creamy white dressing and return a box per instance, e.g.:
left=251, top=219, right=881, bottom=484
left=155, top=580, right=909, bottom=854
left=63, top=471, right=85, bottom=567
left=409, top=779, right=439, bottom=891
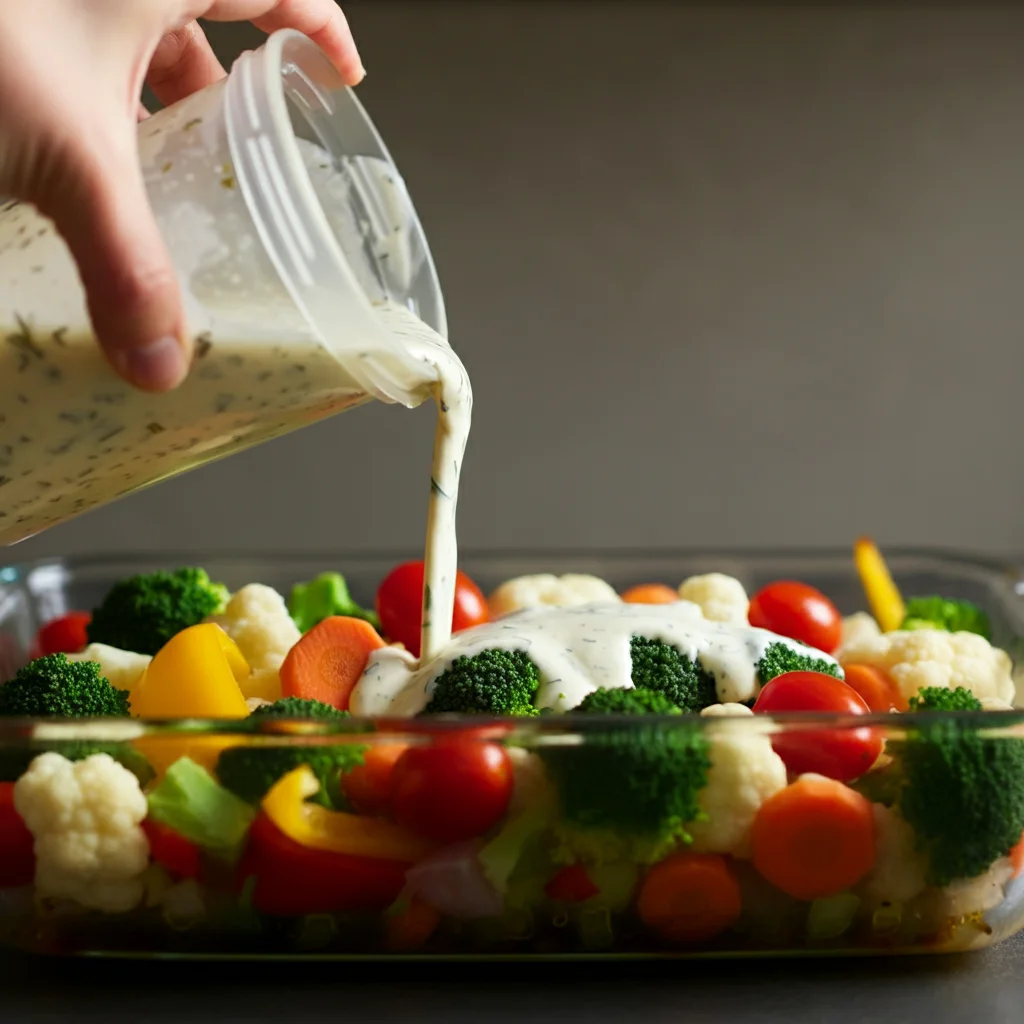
left=351, top=600, right=837, bottom=717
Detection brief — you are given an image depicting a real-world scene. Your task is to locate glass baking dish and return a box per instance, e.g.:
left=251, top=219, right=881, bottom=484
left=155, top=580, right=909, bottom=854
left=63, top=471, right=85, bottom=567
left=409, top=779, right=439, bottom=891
left=0, top=547, right=1023, bottom=961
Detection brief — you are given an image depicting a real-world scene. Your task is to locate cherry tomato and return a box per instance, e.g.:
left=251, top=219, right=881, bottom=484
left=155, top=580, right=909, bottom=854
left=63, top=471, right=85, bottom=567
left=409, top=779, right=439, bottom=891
left=142, top=818, right=201, bottom=880
left=376, top=561, right=488, bottom=658
left=340, top=742, right=410, bottom=816
left=753, top=671, right=882, bottom=782
left=748, top=581, right=842, bottom=654
left=545, top=864, right=600, bottom=903
left=243, top=812, right=409, bottom=917
left=0, top=783, right=34, bottom=887
left=390, top=739, right=513, bottom=843
left=35, top=612, right=91, bottom=657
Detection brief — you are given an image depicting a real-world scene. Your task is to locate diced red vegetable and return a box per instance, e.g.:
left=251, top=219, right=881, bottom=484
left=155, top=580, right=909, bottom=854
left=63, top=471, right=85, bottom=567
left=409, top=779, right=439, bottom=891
left=0, top=783, right=34, bottom=887
left=545, top=864, right=600, bottom=903
left=142, top=818, right=201, bottom=880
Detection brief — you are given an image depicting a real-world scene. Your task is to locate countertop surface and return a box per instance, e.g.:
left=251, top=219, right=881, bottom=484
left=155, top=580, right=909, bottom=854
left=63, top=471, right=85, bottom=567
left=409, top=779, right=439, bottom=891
left=2, top=933, right=1022, bottom=1023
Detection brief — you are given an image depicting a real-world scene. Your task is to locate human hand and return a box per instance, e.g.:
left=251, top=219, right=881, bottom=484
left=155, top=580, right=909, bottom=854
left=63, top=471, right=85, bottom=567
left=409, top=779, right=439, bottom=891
left=0, top=1, right=364, bottom=391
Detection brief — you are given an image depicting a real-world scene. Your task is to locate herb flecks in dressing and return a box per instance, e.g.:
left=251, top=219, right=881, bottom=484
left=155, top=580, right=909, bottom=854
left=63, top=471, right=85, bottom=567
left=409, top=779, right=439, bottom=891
left=351, top=601, right=838, bottom=717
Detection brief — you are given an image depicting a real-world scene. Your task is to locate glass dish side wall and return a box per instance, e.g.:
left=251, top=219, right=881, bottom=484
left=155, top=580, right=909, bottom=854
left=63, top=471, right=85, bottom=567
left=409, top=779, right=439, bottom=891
left=1, top=548, right=1023, bottom=961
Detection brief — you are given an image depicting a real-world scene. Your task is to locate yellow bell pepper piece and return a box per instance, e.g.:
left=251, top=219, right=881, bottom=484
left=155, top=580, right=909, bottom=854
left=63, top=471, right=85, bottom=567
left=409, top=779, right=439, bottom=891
left=134, top=733, right=246, bottom=781
left=238, top=668, right=282, bottom=704
left=263, top=766, right=436, bottom=862
left=129, top=624, right=252, bottom=778
left=853, top=537, right=906, bottom=633
left=130, top=623, right=251, bottom=720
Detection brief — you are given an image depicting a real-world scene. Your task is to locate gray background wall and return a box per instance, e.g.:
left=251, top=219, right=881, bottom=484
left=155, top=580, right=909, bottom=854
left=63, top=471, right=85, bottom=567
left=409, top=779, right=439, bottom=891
left=11, top=2, right=1024, bottom=562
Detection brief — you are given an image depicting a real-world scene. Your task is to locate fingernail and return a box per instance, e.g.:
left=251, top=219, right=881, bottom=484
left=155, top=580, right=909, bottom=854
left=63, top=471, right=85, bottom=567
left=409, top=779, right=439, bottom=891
left=116, top=336, right=188, bottom=391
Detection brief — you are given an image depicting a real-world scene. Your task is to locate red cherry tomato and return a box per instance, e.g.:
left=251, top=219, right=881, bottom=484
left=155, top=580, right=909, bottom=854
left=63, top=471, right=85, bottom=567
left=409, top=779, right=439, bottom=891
left=390, top=739, right=513, bottom=843
left=243, top=812, right=409, bottom=917
left=748, top=581, right=842, bottom=654
left=35, top=612, right=91, bottom=657
left=753, top=671, right=882, bottom=782
left=0, top=783, right=34, bottom=887
left=142, top=818, right=201, bottom=880
left=375, top=561, right=488, bottom=658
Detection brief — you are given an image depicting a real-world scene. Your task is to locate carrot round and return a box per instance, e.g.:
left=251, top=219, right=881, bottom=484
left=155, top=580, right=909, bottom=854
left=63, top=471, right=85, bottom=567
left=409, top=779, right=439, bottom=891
left=622, top=583, right=679, bottom=605
left=841, top=664, right=907, bottom=713
left=751, top=774, right=876, bottom=901
left=637, top=853, right=742, bottom=944
left=279, top=616, right=385, bottom=711
left=386, top=898, right=441, bottom=952
left=340, top=741, right=410, bottom=815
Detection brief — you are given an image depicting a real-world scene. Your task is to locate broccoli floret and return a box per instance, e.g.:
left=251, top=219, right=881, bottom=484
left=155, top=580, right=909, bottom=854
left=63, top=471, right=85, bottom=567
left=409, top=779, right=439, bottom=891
left=885, top=697, right=1024, bottom=884
left=287, top=572, right=380, bottom=633
left=87, top=567, right=229, bottom=656
left=216, top=699, right=365, bottom=809
left=900, top=597, right=991, bottom=640
left=574, top=686, right=681, bottom=716
left=755, top=642, right=843, bottom=686
left=908, top=686, right=983, bottom=713
left=422, top=649, right=541, bottom=716
left=250, top=697, right=347, bottom=720
left=629, top=636, right=717, bottom=713
left=540, top=694, right=711, bottom=854
left=0, top=654, right=130, bottom=717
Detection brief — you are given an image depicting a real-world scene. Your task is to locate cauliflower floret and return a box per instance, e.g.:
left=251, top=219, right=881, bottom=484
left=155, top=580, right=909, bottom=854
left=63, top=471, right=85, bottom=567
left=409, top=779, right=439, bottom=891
left=14, top=752, right=149, bottom=913
left=939, top=858, right=1015, bottom=919
left=677, top=574, right=749, bottom=625
left=840, top=612, right=882, bottom=650
left=487, top=574, right=619, bottom=619
left=208, top=584, right=301, bottom=702
left=67, top=644, right=151, bottom=694
left=859, top=804, right=927, bottom=907
left=688, top=704, right=787, bottom=858
left=836, top=627, right=1015, bottom=705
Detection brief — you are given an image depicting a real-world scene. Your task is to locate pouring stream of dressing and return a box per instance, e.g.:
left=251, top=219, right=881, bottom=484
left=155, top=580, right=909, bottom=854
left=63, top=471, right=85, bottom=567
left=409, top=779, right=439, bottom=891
left=368, top=303, right=472, bottom=663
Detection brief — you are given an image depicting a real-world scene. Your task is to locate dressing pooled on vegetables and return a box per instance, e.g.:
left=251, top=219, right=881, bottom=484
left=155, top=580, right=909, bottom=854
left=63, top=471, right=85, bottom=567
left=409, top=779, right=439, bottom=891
left=350, top=599, right=839, bottom=716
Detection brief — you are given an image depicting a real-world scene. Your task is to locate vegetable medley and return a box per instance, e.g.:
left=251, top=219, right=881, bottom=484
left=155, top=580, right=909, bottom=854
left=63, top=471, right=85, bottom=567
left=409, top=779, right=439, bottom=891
left=1, top=540, right=1023, bottom=957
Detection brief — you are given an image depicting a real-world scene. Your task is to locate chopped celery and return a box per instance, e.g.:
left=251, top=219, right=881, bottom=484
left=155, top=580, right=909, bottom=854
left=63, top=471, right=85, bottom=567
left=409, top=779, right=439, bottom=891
left=147, top=756, right=255, bottom=859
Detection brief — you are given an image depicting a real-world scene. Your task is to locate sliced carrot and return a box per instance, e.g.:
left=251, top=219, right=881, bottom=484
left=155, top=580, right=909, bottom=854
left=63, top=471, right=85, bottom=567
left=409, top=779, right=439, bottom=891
left=545, top=864, right=600, bottom=903
left=637, top=853, right=742, bottom=944
left=841, top=664, right=908, bottom=713
left=621, top=583, right=679, bottom=605
left=386, top=899, right=441, bottom=952
left=279, top=616, right=385, bottom=711
left=1010, top=830, right=1024, bottom=878
left=751, top=775, right=876, bottom=901
left=341, top=741, right=410, bottom=815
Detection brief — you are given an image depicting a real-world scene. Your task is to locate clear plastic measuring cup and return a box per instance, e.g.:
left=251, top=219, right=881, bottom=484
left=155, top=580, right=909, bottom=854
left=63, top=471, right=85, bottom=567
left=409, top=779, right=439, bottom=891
left=0, top=30, right=450, bottom=546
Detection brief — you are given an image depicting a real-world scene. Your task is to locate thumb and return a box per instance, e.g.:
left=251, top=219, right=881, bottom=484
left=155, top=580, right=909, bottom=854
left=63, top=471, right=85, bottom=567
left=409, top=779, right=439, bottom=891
left=36, top=128, right=191, bottom=392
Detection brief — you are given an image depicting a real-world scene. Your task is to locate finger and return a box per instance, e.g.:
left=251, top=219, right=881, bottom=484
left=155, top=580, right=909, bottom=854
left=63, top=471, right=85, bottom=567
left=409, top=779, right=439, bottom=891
left=146, top=20, right=227, bottom=108
left=137, top=103, right=151, bottom=121
left=204, top=0, right=364, bottom=84
left=35, top=130, right=190, bottom=392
